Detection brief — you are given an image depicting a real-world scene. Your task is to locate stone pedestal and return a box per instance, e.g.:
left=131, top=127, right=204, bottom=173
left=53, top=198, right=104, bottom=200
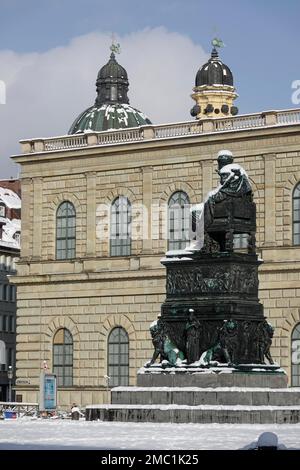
left=86, top=367, right=300, bottom=424
left=160, top=252, right=267, bottom=364
left=137, top=365, right=288, bottom=388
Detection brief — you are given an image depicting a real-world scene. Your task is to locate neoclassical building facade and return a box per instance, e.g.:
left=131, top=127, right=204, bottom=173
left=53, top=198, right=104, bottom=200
left=10, top=45, right=300, bottom=406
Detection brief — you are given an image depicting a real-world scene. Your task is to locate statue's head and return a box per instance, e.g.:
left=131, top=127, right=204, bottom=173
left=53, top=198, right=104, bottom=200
left=150, top=318, right=161, bottom=336
left=217, top=150, right=234, bottom=171
left=219, top=167, right=231, bottom=185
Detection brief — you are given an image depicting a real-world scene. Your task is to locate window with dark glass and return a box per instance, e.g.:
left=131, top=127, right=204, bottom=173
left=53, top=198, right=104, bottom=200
left=168, top=191, right=190, bottom=251
left=3, top=284, right=8, bottom=301
left=291, top=323, right=300, bottom=386
left=53, top=328, right=73, bottom=387
left=293, top=183, right=300, bottom=245
left=9, top=285, right=15, bottom=302
left=3, top=315, right=8, bottom=332
left=108, top=327, right=129, bottom=387
left=110, top=196, right=131, bottom=256
left=56, top=202, right=76, bottom=260
left=9, top=316, right=14, bottom=333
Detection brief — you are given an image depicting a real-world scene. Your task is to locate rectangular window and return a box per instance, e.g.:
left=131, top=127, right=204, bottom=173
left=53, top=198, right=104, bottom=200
left=9, top=285, right=15, bottom=302
left=3, top=285, right=8, bottom=301
left=294, top=224, right=300, bottom=245
left=3, top=315, right=8, bottom=332
left=9, top=316, right=14, bottom=333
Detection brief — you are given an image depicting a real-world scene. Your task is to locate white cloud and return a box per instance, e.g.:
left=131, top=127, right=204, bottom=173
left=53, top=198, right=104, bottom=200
left=0, top=27, right=207, bottom=177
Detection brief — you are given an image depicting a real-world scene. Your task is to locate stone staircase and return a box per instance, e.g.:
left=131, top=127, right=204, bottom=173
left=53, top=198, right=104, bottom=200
left=86, top=367, right=300, bottom=424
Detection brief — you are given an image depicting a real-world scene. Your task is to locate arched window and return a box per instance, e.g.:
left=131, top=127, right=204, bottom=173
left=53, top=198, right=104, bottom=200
left=291, top=323, right=300, bottom=386
left=293, top=183, right=300, bottom=245
left=56, top=202, right=76, bottom=259
left=110, top=196, right=131, bottom=256
left=108, top=327, right=129, bottom=387
left=168, top=191, right=190, bottom=251
left=53, top=328, right=73, bottom=387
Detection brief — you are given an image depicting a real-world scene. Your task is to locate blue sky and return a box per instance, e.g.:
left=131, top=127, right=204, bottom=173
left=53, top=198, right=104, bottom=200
left=0, top=0, right=300, bottom=176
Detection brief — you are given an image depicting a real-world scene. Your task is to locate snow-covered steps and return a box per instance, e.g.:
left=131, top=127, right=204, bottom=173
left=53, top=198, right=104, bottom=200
left=111, top=386, right=300, bottom=407
left=86, top=369, right=298, bottom=424
left=86, top=403, right=300, bottom=424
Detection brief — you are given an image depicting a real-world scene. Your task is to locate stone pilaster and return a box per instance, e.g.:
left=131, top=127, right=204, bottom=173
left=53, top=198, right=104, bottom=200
left=20, top=178, right=33, bottom=259
left=86, top=172, right=97, bottom=256
left=142, top=166, right=152, bottom=253
left=263, top=153, right=276, bottom=246
left=32, top=177, right=43, bottom=259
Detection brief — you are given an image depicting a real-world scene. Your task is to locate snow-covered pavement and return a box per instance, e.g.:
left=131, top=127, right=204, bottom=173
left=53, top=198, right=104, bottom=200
left=0, top=418, right=299, bottom=450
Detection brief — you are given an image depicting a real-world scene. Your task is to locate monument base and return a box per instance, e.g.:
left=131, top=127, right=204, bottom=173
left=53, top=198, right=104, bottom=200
left=137, top=364, right=288, bottom=388
left=86, top=366, right=300, bottom=424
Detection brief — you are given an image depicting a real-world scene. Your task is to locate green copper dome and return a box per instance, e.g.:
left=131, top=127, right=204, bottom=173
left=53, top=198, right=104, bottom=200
left=69, top=103, right=151, bottom=133
left=69, top=50, right=151, bottom=134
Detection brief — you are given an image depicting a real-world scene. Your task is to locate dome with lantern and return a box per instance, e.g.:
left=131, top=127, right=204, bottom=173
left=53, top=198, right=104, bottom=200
left=195, top=46, right=233, bottom=87
left=69, top=44, right=151, bottom=134
left=190, top=38, right=238, bottom=119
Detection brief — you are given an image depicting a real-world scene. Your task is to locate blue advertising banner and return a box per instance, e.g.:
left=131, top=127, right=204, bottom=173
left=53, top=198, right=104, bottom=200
left=39, top=372, right=57, bottom=411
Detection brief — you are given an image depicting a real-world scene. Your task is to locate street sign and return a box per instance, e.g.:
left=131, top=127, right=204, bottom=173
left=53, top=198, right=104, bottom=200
left=16, top=378, right=31, bottom=385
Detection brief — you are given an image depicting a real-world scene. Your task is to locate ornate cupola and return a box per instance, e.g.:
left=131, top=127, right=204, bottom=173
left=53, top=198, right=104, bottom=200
left=95, top=50, right=129, bottom=106
left=190, top=38, right=238, bottom=120
left=69, top=42, right=151, bottom=134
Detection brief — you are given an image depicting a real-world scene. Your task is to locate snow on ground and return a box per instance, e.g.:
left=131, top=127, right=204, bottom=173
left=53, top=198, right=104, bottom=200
left=0, top=419, right=299, bottom=450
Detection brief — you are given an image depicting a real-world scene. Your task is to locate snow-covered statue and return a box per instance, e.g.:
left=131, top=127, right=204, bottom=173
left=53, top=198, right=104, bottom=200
left=146, top=317, right=185, bottom=367
left=185, top=309, right=203, bottom=363
left=200, top=319, right=239, bottom=366
left=188, top=150, right=256, bottom=253
left=152, top=149, right=275, bottom=368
